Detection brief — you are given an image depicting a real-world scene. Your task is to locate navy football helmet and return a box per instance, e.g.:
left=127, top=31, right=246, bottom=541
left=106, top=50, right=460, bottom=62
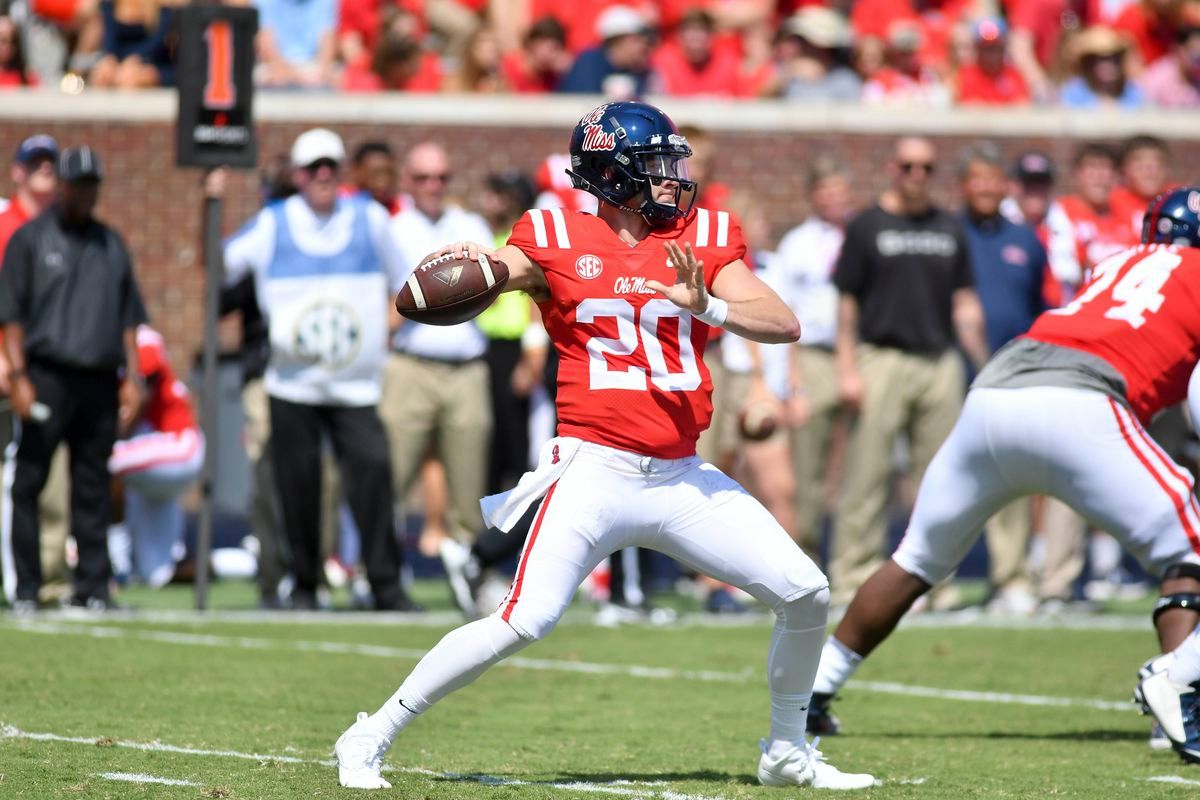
left=1142, top=187, right=1200, bottom=248
left=566, top=101, right=697, bottom=227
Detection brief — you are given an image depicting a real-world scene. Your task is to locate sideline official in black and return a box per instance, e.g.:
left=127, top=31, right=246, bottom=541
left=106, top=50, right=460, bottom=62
left=0, top=145, right=147, bottom=611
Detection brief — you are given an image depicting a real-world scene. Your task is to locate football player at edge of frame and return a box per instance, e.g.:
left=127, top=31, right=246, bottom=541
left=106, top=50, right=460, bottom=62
left=806, top=187, right=1200, bottom=755
left=334, top=101, right=878, bottom=791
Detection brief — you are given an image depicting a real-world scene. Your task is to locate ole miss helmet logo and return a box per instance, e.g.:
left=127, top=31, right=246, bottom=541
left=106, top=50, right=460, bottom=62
left=576, top=254, right=603, bottom=279
left=581, top=125, right=616, bottom=151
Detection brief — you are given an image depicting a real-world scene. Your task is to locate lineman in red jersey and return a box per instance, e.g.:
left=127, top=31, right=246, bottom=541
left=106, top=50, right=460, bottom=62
left=806, top=188, right=1200, bottom=735
left=333, top=102, right=876, bottom=791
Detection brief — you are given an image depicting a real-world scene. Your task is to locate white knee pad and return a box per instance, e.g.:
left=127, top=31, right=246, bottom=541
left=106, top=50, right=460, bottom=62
left=777, top=585, right=830, bottom=631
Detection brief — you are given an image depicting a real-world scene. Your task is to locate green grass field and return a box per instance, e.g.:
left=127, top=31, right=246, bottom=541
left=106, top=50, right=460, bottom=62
left=2, top=582, right=1198, bottom=799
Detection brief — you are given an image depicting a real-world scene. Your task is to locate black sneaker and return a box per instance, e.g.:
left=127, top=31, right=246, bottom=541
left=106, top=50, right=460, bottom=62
left=66, top=595, right=124, bottom=612
left=807, top=692, right=842, bottom=735
left=288, top=588, right=320, bottom=610
left=373, top=585, right=425, bottom=613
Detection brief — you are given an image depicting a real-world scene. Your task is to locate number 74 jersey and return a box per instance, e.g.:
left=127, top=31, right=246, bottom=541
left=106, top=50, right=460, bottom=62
left=507, top=206, right=747, bottom=458
left=1026, top=244, right=1200, bottom=423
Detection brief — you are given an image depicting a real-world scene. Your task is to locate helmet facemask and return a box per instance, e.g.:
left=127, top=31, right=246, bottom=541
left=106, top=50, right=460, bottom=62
left=629, top=148, right=697, bottom=227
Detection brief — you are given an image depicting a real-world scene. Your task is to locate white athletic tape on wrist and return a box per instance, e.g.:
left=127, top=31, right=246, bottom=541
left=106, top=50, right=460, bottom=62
left=695, top=296, right=729, bottom=328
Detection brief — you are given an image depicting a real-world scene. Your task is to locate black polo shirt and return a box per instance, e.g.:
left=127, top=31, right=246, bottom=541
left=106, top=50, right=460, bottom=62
left=834, top=204, right=973, bottom=355
left=0, top=208, right=147, bottom=370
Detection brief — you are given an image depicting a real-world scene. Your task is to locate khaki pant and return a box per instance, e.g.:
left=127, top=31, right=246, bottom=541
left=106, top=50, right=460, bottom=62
left=1037, top=496, right=1087, bottom=601
left=829, top=346, right=964, bottom=605
left=789, top=347, right=840, bottom=558
left=984, top=497, right=1033, bottom=593
left=696, top=345, right=732, bottom=467
left=36, top=446, right=70, bottom=603
left=380, top=353, right=490, bottom=542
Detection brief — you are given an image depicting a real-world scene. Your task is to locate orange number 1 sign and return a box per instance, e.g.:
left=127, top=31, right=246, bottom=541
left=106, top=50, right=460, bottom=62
left=203, top=20, right=235, bottom=109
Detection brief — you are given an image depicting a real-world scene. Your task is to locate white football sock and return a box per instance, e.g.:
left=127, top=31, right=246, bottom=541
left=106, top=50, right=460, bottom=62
left=812, top=636, right=863, bottom=696
left=766, top=587, right=828, bottom=751
left=1168, top=625, right=1200, bottom=687
left=366, top=615, right=528, bottom=743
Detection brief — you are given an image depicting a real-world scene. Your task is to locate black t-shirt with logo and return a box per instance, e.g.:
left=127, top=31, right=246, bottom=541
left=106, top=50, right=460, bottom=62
left=834, top=204, right=973, bottom=355
left=0, top=208, right=147, bottom=371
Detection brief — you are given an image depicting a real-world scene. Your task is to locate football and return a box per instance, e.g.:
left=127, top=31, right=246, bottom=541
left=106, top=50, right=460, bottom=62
left=395, top=252, right=510, bottom=326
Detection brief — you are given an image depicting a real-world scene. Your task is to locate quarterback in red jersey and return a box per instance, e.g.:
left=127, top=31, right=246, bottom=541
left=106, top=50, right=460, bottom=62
left=807, top=188, right=1200, bottom=738
left=333, top=102, right=876, bottom=791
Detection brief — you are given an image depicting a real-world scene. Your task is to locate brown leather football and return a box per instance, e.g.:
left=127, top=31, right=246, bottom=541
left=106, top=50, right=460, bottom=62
left=395, top=252, right=510, bottom=326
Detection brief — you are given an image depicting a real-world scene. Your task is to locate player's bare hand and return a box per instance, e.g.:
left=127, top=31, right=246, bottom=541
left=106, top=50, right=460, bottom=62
left=647, top=242, right=707, bottom=314
left=839, top=369, right=865, bottom=413
left=426, top=242, right=495, bottom=264
left=10, top=375, right=35, bottom=421
left=118, top=378, right=146, bottom=437
left=786, top=393, right=811, bottom=427
left=203, top=167, right=229, bottom=200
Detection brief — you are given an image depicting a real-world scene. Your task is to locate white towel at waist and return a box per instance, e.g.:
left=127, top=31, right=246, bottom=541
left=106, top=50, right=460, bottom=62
left=480, top=437, right=582, bottom=532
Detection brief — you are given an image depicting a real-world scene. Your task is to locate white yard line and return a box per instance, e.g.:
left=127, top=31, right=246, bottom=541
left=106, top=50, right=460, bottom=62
left=1146, top=775, right=1200, bottom=787
left=2, top=619, right=1137, bottom=714
left=97, top=772, right=200, bottom=786
left=2, top=723, right=726, bottom=800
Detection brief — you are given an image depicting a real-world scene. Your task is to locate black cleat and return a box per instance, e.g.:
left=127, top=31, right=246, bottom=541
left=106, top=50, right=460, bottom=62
left=807, top=692, right=842, bottom=735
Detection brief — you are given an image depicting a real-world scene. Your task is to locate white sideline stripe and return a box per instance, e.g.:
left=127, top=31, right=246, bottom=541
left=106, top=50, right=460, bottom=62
left=1, top=604, right=1151, bottom=631
left=1147, top=776, right=1200, bottom=787
left=3, top=724, right=727, bottom=800
left=98, top=772, right=200, bottom=787
left=3, top=620, right=1136, bottom=713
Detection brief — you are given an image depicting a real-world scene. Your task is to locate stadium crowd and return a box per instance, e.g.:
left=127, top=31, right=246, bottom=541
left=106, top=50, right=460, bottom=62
left=3, top=0, right=1200, bottom=108
left=0, top=117, right=1187, bottom=618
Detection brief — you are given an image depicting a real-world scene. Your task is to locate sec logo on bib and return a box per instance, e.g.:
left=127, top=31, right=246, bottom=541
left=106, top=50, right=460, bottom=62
left=575, top=254, right=603, bottom=279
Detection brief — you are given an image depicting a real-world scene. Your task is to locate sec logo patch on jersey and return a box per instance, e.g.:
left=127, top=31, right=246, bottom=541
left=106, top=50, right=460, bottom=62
left=576, top=254, right=603, bottom=279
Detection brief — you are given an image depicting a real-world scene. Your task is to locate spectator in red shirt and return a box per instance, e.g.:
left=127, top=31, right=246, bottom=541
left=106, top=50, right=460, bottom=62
left=1114, top=0, right=1181, bottom=71
left=1057, top=142, right=1134, bottom=272
left=850, top=0, right=970, bottom=75
left=0, top=135, right=59, bottom=392
left=342, top=32, right=442, bottom=92
left=862, top=20, right=951, bottom=105
left=956, top=18, right=1031, bottom=105
left=337, top=0, right=424, bottom=69
left=1110, top=134, right=1172, bottom=239
left=653, top=8, right=742, bottom=96
left=1140, top=1, right=1200, bottom=106
left=501, top=16, right=572, bottom=93
left=764, top=7, right=862, bottom=102
left=444, top=27, right=508, bottom=92
left=0, top=136, right=58, bottom=256
left=1005, top=0, right=1074, bottom=103
left=0, top=15, right=37, bottom=87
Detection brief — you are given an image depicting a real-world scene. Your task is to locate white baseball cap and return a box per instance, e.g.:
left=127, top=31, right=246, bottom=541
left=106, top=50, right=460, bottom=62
left=596, top=5, right=649, bottom=41
left=290, top=128, right=346, bottom=168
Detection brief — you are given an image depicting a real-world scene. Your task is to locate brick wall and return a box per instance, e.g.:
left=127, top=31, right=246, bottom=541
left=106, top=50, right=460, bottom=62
left=0, top=113, right=1183, bottom=367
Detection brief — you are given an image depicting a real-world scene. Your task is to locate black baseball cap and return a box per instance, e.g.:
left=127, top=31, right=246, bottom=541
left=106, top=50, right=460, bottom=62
left=1013, top=151, right=1054, bottom=184
left=59, top=145, right=103, bottom=183
left=14, top=134, right=59, bottom=165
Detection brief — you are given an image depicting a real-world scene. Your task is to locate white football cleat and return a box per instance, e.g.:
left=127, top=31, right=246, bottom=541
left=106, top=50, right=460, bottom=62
left=757, top=738, right=879, bottom=790
left=335, top=712, right=393, bottom=789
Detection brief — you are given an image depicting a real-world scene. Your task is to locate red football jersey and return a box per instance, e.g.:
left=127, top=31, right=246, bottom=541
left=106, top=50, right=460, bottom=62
left=137, top=326, right=197, bottom=434
left=507, top=207, right=746, bottom=458
left=1025, top=244, right=1200, bottom=422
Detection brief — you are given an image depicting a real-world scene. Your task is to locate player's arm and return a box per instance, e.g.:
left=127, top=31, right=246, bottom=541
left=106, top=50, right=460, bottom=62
left=649, top=242, right=800, bottom=344
left=953, top=287, right=989, bottom=371
left=428, top=241, right=550, bottom=299
left=834, top=293, right=864, bottom=411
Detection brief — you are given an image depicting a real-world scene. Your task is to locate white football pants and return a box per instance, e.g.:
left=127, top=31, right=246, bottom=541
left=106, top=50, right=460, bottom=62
left=388, top=441, right=829, bottom=745
left=894, top=387, right=1200, bottom=585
